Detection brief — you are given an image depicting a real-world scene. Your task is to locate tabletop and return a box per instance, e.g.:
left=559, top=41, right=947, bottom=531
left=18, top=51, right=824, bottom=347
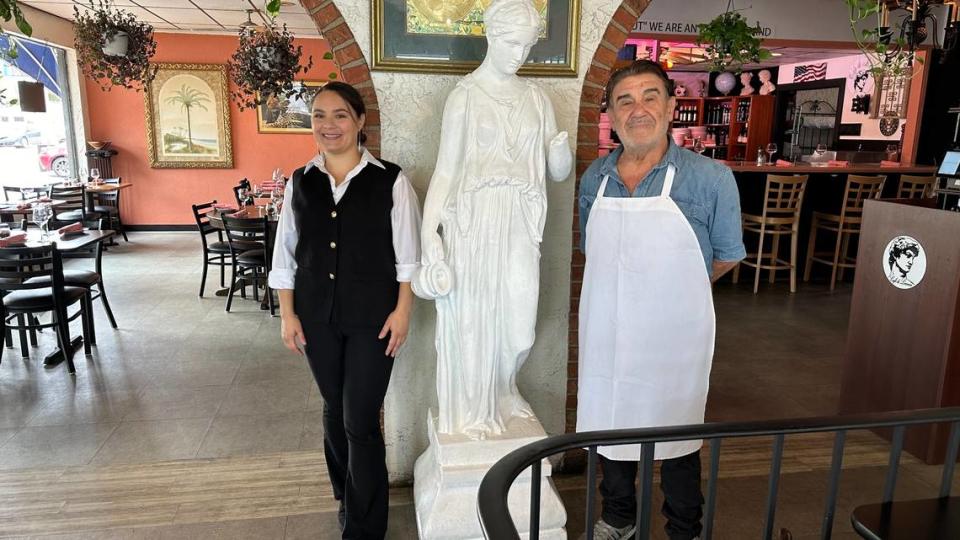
left=0, top=199, right=67, bottom=215
left=26, top=229, right=116, bottom=251
left=207, top=206, right=279, bottom=229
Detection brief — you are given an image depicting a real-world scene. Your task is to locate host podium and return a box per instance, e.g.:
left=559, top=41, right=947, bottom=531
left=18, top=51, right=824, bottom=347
left=840, top=198, right=960, bottom=464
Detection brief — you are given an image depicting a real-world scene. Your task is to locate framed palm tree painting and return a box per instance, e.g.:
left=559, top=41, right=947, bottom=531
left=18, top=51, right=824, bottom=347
left=145, top=63, right=233, bottom=168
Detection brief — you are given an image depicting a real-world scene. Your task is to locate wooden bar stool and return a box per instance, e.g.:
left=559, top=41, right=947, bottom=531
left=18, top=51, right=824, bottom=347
left=897, top=174, right=937, bottom=199
left=803, top=174, right=885, bottom=291
left=733, top=174, right=809, bottom=293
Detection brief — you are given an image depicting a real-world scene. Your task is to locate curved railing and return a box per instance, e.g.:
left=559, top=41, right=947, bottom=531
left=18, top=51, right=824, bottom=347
left=477, top=407, right=960, bottom=540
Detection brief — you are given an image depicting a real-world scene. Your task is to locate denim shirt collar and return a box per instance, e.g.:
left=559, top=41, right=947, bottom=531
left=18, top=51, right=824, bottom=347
left=599, top=136, right=682, bottom=181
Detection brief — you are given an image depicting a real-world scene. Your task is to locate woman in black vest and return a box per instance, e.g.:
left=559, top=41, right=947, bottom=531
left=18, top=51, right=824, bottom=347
left=268, top=82, right=421, bottom=539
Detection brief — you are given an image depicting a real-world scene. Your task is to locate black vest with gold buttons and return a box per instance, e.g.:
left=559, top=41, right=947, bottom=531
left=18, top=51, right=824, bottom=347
left=291, top=161, right=400, bottom=326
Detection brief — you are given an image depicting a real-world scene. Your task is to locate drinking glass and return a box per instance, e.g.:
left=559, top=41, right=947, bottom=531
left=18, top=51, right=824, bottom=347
left=815, top=144, right=827, bottom=157
left=766, top=143, right=778, bottom=163
left=885, top=144, right=899, bottom=161
left=90, top=168, right=100, bottom=184
left=238, top=188, right=249, bottom=208
left=20, top=186, right=35, bottom=201
left=32, top=203, right=52, bottom=241
left=693, top=137, right=706, bottom=155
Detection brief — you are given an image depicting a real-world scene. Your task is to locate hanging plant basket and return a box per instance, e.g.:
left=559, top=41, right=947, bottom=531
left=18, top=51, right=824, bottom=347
left=228, top=23, right=314, bottom=111
left=73, top=0, right=157, bottom=91
left=1, top=0, right=34, bottom=106
left=695, top=9, right=771, bottom=73
left=844, top=0, right=919, bottom=80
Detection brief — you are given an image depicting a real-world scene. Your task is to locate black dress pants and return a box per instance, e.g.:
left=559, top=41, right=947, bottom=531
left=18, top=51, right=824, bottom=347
left=599, top=451, right=704, bottom=540
left=301, top=321, right=394, bottom=540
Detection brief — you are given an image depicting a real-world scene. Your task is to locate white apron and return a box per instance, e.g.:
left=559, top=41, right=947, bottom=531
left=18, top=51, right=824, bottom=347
left=576, top=165, right=715, bottom=461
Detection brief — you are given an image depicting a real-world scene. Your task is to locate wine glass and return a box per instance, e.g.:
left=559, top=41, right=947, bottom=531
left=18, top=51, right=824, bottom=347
left=885, top=144, right=899, bottom=162
left=32, top=203, right=52, bottom=241
left=766, top=143, right=778, bottom=164
left=693, top=137, right=706, bottom=155
left=237, top=187, right=249, bottom=208
left=815, top=144, right=827, bottom=157
left=20, top=186, right=35, bottom=201
left=90, top=168, right=100, bottom=184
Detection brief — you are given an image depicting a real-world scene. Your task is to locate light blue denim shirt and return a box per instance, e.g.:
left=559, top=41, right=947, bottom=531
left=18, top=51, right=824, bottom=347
left=578, top=139, right=746, bottom=273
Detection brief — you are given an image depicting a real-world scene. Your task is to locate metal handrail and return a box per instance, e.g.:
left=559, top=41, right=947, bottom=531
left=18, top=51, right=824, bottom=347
left=477, top=407, right=960, bottom=540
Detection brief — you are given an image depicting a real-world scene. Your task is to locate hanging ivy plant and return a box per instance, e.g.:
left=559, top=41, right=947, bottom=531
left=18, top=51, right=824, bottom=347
left=844, top=0, right=918, bottom=79
left=228, top=21, right=314, bottom=111
left=1, top=0, right=33, bottom=105
left=695, top=9, right=771, bottom=73
left=73, top=0, right=158, bottom=91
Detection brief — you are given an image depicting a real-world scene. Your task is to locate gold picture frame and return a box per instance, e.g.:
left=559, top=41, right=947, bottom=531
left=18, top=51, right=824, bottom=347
left=144, top=63, right=233, bottom=169
left=256, top=81, right=327, bottom=134
left=371, top=0, right=580, bottom=77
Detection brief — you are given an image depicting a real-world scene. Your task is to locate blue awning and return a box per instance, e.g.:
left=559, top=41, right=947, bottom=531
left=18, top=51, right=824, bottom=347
left=0, top=35, right=61, bottom=97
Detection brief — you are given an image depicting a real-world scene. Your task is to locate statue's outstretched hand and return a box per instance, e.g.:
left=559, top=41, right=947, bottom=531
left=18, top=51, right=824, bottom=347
left=547, top=131, right=572, bottom=182
left=549, top=131, right=569, bottom=148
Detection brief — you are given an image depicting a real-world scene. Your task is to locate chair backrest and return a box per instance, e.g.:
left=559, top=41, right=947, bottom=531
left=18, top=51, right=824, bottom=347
left=3, top=186, right=23, bottom=202
left=191, top=200, right=221, bottom=240
left=841, top=174, right=886, bottom=218
left=897, top=174, right=936, bottom=199
left=95, top=177, right=122, bottom=205
left=221, top=213, right=266, bottom=255
left=761, top=174, right=808, bottom=221
left=233, top=178, right=251, bottom=206
left=49, top=185, right=87, bottom=217
left=0, top=244, right=65, bottom=295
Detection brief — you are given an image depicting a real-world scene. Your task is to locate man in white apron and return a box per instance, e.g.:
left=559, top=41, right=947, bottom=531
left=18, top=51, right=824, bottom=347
left=576, top=61, right=746, bottom=540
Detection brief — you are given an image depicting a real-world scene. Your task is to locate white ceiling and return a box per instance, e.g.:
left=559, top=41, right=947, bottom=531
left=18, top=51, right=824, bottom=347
left=21, top=0, right=322, bottom=36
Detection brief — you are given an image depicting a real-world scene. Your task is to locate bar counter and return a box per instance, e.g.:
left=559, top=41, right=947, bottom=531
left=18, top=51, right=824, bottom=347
left=722, top=162, right=938, bottom=175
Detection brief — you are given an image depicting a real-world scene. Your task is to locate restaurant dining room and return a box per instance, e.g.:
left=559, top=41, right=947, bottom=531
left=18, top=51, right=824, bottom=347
left=1, top=0, right=960, bottom=539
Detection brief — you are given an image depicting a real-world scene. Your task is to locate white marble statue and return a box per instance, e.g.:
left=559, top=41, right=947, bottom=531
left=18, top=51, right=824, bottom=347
left=740, top=71, right=755, bottom=96
left=759, top=69, right=776, bottom=95
left=413, top=0, right=573, bottom=440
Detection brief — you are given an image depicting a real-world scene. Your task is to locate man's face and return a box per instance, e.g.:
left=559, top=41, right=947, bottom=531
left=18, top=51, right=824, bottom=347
left=895, top=250, right=916, bottom=274
left=607, top=73, right=676, bottom=151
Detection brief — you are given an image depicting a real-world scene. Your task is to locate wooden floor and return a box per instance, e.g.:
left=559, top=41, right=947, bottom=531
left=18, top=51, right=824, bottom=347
left=0, top=431, right=919, bottom=538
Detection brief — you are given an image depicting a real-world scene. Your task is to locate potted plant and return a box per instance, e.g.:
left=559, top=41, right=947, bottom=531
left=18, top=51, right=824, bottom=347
left=228, top=18, right=314, bottom=110
left=73, top=0, right=158, bottom=91
left=1, top=0, right=32, bottom=105
left=695, top=5, right=771, bottom=73
left=844, top=0, right=918, bottom=79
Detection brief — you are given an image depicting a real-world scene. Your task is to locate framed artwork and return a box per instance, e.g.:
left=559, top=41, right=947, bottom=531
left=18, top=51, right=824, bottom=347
left=144, top=63, right=233, bottom=169
left=371, top=0, right=580, bottom=77
left=256, top=81, right=327, bottom=134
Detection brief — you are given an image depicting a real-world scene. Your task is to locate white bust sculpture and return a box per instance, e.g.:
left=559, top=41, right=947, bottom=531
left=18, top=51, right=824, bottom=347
left=758, top=69, right=776, bottom=95
left=739, top=71, right=755, bottom=96
left=414, top=0, right=572, bottom=440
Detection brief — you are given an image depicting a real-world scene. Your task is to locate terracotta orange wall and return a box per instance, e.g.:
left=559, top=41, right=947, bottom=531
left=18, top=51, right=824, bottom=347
left=84, top=32, right=339, bottom=225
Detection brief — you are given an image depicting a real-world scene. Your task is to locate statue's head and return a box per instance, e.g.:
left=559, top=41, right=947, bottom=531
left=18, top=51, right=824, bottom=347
left=483, top=0, right=541, bottom=75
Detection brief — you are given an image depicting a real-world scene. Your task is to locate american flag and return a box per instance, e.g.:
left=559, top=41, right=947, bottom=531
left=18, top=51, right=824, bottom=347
left=794, top=63, right=827, bottom=83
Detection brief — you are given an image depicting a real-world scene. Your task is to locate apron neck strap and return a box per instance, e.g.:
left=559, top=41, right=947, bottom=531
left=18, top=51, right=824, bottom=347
left=596, top=175, right=610, bottom=200
left=660, top=164, right=676, bottom=198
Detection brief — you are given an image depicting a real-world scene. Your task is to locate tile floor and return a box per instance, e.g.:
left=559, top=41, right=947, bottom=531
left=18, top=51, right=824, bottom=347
left=0, top=233, right=952, bottom=539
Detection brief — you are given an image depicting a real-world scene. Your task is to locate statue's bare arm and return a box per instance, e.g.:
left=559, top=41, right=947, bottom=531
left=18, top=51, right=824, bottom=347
left=421, top=89, right=468, bottom=265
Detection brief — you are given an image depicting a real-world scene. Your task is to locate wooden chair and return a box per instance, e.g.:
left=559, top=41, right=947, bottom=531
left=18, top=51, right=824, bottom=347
left=191, top=201, right=259, bottom=298
left=92, top=177, right=129, bottom=242
left=733, top=174, right=808, bottom=293
left=232, top=178, right=251, bottom=207
left=221, top=213, right=267, bottom=313
left=3, top=186, right=23, bottom=201
left=896, top=174, right=937, bottom=199
left=803, top=174, right=886, bottom=291
left=50, top=185, right=100, bottom=227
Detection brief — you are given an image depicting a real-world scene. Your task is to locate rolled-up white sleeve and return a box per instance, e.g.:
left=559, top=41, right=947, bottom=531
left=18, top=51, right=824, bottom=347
left=391, top=171, right=422, bottom=282
left=268, top=178, right=298, bottom=289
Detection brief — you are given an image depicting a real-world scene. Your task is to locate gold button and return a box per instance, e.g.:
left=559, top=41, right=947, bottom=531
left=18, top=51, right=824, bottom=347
left=330, top=242, right=337, bottom=249
left=331, top=211, right=337, bottom=218
left=329, top=273, right=335, bottom=280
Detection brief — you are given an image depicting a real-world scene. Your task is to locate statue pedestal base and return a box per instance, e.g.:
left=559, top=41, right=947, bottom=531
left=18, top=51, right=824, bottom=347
left=413, top=411, right=566, bottom=539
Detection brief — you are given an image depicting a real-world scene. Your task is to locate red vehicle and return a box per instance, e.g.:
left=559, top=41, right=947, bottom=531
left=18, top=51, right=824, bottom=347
left=38, top=142, right=69, bottom=177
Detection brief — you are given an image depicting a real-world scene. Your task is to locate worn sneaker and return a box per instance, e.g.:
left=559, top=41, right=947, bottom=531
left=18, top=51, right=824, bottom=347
left=578, top=518, right=637, bottom=540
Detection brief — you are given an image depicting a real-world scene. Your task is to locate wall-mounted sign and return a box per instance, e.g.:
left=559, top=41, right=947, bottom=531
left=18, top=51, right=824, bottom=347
left=631, top=19, right=774, bottom=37
left=882, top=235, right=926, bottom=289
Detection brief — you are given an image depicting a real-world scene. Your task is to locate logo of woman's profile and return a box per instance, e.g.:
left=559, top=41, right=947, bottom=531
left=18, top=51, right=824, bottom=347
left=881, top=235, right=926, bottom=289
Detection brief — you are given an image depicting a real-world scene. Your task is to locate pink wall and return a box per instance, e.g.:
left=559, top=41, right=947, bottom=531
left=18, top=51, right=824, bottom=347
left=85, top=32, right=339, bottom=225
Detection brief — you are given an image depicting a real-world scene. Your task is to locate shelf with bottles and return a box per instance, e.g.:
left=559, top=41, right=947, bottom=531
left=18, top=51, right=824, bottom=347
left=673, top=98, right=702, bottom=124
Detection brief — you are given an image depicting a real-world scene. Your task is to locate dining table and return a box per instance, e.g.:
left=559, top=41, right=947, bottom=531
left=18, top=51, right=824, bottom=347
left=0, top=199, right=67, bottom=223
left=16, top=227, right=117, bottom=367
left=205, top=205, right=278, bottom=304
left=53, top=181, right=133, bottom=214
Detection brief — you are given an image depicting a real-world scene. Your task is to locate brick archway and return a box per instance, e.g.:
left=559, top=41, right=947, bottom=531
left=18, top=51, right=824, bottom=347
left=566, top=0, right=652, bottom=435
left=300, top=0, right=382, bottom=156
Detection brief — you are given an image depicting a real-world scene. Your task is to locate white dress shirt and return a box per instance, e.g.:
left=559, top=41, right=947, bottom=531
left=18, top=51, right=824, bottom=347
left=268, top=148, right=422, bottom=290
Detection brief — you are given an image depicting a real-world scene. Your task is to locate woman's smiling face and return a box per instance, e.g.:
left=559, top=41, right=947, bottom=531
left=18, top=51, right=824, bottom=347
left=312, top=90, right=365, bottom=155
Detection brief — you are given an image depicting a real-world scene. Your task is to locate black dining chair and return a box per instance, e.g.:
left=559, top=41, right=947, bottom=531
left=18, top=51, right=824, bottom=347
left=91, top=177, right=128, bottom=242
left=0, top=244, right=93, bottom=373
left=3, top=186, right=23, bottom=201
left=232, top=178, right=251, bottom=207
left=50, top=185, right=100, bottom=228
left=191, top=201, right=260, bottom=298
left=221, top=213, right=267, bottom=313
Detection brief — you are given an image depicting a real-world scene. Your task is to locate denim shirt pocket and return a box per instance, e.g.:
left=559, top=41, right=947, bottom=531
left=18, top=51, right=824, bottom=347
left=672, top=197, right=708, bottom=231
